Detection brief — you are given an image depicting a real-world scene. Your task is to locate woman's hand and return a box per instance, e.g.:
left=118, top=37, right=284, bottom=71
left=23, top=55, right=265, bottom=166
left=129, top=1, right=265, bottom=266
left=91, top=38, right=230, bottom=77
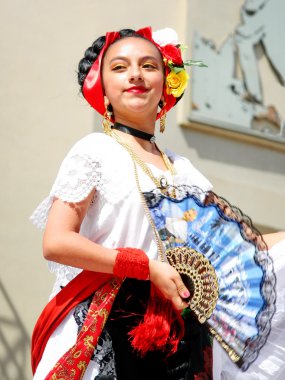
left=149, top=259, right=190, bottom=310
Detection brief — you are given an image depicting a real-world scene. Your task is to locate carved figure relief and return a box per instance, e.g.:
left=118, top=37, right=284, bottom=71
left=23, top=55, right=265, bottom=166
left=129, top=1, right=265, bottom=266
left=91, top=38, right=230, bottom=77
left=190, top=0, right=285, bottom=142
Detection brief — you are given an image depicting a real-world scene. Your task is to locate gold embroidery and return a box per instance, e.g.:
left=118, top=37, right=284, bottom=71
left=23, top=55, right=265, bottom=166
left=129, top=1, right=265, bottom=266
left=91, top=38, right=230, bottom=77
left=49, top=277, right=123, bottom=379
left=77, top=361, right=87, bottom=380
left=73, top=350, right=82, bottom=358
left=83, top=335, right=95, bottom=351
left=66, top=357, right=74, bottom=366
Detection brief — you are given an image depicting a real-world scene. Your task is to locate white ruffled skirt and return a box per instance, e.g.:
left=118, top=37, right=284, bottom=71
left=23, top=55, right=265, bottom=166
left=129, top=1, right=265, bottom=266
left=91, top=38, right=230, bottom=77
left=214, top=239, right=285, bottom=379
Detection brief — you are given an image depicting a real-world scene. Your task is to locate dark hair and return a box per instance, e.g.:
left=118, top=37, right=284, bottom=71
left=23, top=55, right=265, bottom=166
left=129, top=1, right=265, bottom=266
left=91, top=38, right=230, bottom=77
left=77, top=29, right=148, bottom=93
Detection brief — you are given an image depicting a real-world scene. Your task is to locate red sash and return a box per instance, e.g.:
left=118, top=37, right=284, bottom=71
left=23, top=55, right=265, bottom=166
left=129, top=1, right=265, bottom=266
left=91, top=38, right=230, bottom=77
left=31, top=270, right=122, bottom=378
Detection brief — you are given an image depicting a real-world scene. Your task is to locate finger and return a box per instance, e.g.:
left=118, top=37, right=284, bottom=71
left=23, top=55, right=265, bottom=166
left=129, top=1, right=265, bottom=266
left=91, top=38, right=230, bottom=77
left=175, top=281, right=190, bottom=299
left=173, top=296, right=188, bottom=311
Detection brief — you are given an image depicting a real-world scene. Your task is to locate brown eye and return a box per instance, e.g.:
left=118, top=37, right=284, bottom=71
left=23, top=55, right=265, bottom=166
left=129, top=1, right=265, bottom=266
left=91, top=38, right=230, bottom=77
left=143, top=62, right=157, bottom=69
left=112, top=64, right=127, bottom=71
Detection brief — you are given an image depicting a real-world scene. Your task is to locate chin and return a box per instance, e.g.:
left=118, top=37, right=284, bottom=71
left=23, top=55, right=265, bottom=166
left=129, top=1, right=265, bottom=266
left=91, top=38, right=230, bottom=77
left=126, top=100, right=157, bottom=114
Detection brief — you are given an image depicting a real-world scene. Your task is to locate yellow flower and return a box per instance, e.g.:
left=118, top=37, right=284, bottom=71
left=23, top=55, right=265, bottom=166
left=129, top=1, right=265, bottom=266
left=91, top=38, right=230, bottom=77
left=165, top=69, right=189, bottom=97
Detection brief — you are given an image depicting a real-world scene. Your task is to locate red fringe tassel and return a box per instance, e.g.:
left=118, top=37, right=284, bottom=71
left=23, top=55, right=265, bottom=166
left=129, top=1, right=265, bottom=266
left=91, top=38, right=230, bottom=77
left=129, top=284, right=185, bottom=356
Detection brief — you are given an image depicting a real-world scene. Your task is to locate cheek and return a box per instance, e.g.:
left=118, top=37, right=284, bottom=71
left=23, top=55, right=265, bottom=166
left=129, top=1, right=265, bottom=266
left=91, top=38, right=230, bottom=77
left=102, top=72, right=124, bottom=100
left=154, top=69, right=165, bottom=86
left=153, top=73, right=165, bottom=94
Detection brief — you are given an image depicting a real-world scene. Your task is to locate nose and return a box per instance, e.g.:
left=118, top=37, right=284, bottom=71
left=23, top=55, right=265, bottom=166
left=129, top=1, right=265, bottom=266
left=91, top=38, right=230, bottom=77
left=129, top=66, right=143, bottom=82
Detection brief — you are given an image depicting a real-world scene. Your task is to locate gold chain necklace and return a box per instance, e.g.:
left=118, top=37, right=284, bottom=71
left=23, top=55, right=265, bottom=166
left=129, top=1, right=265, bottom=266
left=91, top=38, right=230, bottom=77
left=105, top=129, right=177, bottom=261
left=106, top=129, right=176, bottom=190
left=132, top=160, right=165, bottom=262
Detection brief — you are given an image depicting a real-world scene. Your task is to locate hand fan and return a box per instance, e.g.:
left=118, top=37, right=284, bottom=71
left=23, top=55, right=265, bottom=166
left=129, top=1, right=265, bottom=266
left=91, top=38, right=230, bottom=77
left=143, top=185, right=276, bottom=371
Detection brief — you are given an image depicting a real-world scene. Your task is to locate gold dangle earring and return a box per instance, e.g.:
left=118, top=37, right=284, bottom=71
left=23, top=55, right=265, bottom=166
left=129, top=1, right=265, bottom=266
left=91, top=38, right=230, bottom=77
left=102, top=105, right=113, bottom=134
left=159, top=101, right=166, bottom=133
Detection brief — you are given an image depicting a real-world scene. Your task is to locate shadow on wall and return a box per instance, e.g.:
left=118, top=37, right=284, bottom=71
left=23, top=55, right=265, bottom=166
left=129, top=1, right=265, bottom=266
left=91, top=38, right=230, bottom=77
left=182, top=128, right=285, bottom=176
left=0, top=281, right=30, bottom=380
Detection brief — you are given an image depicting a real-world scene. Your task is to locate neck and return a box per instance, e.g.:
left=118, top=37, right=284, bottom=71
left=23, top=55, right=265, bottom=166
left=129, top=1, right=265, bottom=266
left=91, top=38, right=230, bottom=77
left=113, top=122, right=155, bottom=141
left=112, top=118, right=157, bottom=152
left=112, top=129, right=156, bottom=153
left=114, top=112, right=156, bottom=135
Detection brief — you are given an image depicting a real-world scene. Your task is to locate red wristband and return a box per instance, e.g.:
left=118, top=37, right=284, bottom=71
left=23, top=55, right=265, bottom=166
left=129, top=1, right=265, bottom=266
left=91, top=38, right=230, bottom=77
left=113, top=248, right=149, bottom=280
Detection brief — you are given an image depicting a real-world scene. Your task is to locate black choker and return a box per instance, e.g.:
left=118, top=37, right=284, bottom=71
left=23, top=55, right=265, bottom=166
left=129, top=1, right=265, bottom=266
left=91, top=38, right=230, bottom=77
left=112, top=123, right=156, bottom=143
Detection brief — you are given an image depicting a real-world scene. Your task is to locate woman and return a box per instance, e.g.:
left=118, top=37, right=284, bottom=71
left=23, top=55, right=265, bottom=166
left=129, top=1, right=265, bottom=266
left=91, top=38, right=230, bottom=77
left=30, top=26, right=284, bottom=380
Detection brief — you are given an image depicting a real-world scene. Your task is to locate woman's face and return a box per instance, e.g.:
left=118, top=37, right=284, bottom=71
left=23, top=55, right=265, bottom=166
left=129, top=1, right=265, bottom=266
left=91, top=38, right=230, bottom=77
left=102, top=37, right=164, bottom=122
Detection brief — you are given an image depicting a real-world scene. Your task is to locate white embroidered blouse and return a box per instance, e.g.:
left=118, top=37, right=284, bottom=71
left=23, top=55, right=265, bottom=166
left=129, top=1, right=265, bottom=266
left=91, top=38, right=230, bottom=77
left=31, top=132, right=212, bottom=298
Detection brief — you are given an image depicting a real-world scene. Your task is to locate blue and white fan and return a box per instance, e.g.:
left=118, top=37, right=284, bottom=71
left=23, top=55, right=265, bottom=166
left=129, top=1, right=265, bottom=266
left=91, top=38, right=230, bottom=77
left=143, top=185, right=276, bottom=371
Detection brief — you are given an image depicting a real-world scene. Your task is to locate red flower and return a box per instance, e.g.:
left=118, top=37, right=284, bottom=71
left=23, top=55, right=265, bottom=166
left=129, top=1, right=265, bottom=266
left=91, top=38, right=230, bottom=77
left=161, top=44, right=183, bottom=66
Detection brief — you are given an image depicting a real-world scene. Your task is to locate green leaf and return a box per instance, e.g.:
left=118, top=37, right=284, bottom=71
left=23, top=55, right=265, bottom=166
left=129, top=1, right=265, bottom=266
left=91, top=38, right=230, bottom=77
left=179, top=43, right=188, bottom=53
left=184, top=59, right=208, bottom=67
left=168, top=62, right=184, bottom=74
left=172, top=66, right=184, bottom=74
left=181, top=307, right=192, bottom=319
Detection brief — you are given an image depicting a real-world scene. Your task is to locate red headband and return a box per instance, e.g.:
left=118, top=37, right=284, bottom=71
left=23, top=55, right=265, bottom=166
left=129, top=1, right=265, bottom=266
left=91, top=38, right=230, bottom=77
left=82, top=26, right=181, bottom=120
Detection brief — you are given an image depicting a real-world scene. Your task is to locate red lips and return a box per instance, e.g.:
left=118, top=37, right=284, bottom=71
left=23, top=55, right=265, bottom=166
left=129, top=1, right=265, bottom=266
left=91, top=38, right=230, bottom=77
left=125, top=86, right=149, bottom=94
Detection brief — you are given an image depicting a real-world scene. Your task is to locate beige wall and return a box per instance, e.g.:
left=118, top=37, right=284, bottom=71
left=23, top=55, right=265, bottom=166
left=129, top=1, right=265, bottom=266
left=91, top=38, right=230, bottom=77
left=1, top=0, right=284, bottom=378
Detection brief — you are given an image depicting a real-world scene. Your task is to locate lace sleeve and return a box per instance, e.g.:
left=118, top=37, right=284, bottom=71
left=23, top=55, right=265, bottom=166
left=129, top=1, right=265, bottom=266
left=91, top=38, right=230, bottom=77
left=30, top=153, right=103, bottom=229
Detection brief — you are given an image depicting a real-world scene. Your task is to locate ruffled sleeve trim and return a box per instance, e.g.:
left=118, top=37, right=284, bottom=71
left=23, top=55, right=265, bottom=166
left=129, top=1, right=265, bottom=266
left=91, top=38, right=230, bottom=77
left=30, top=196, right=55, bottom=230
left=30, top=135, right=104, bottom=230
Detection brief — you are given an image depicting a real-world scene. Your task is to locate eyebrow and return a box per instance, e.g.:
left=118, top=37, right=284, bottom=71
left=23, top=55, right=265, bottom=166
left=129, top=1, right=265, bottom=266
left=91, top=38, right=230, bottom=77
left=109, top=55, right=161, bottom=64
